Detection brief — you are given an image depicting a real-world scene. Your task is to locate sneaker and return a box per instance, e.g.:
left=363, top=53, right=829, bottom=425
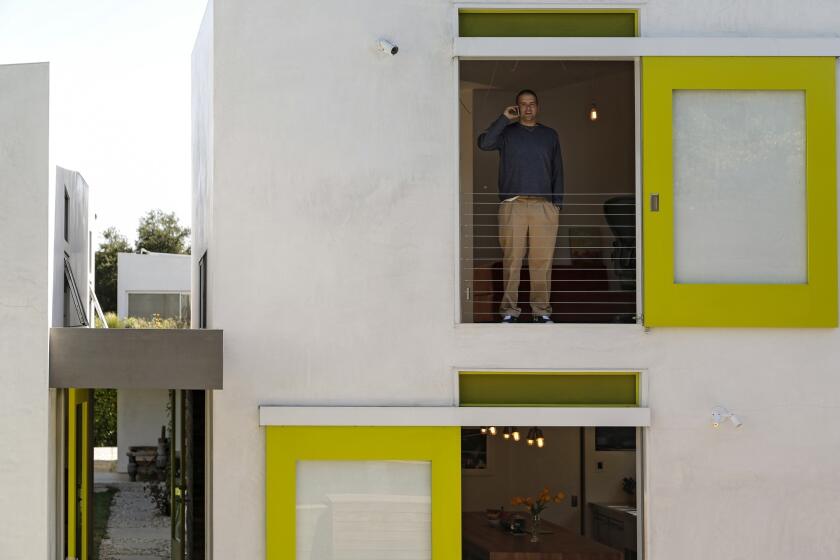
left=501, top=315, right=518, bottom=324
left=533, top=314, right=554, bottom=324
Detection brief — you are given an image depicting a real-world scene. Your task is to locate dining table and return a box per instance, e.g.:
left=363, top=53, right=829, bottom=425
left=462, top=511, right=623, bottom=560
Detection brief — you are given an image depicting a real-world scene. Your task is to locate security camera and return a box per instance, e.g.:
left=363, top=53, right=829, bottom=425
left=711, top=406, right=742, bottom=429
left=377, top=38, right=399, bottom=55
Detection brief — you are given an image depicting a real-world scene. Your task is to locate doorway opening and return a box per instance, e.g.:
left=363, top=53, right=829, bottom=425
left=459, top=60, right=637, bottom=324
left=64, top=388, right=207, bottom=560
left=462, top=425, right=640, bottom=559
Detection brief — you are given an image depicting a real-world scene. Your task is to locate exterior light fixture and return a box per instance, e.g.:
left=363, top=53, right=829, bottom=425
left=512, top=428, right=521, bottom=442
left=488, top=426, right=497, bottom=436
left=589, top=103, right=598, bottom=121
left=711, top=406, right=743, bottom=428
left=535, top=428, right=545, bottom=448
left=503, top=426, right=512, bottom=440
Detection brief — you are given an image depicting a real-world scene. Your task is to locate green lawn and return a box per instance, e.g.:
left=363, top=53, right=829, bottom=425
left=92, top=486, right=118, bottom=559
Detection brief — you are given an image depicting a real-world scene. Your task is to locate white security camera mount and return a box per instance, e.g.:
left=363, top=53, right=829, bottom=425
left=711, top=406, right=743, bottom=429
left=377, top=38, right=399, bottom=55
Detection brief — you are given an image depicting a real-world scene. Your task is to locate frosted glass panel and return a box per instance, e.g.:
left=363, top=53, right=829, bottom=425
left=296, top=460, right=431, bottom=560
left=673, top=90, right=807, bottom=284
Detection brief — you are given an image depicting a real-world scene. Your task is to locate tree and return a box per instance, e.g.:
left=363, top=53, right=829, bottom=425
left=94, top=227, right=132, bottom=313
left=93, top=389, right=117, bottom=447
left=135, top=209, right=190, bottom=254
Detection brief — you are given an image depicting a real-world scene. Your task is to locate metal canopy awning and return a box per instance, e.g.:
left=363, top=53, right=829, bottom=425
left=50, top=328, right=223, bottom=389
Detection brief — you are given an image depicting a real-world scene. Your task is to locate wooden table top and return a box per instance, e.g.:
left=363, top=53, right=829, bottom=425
left=462, top=512, right=622, bottom=560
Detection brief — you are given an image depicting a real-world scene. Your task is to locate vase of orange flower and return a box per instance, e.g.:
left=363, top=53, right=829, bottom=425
left=511, top=487, right=566, bottom=543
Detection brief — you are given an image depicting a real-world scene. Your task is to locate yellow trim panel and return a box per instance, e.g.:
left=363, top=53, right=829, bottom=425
left=266, top=426, right=461, bottom=559
left=643, top=57, right=837, bottom=327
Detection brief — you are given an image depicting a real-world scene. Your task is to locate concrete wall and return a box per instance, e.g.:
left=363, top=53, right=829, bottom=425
left=116, top=389, right=169, bottom=473
left=194, top=2, right=840, bottom=559
left=0, top=62, right=50, bottom=560
left=117, top=252, right=191, bottom=318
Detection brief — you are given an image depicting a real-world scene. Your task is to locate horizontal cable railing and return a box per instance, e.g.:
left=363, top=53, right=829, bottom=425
left=461, top=192, right=637, bottom=323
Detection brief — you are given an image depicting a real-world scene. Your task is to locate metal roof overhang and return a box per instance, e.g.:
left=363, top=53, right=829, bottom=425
left=49, top=328, right=223, bottom=389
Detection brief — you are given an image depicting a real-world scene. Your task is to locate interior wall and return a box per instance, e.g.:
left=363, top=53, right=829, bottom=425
left=462, top=427, right=581, bottom=530
left=116, top=389, right=169, bottom=473
left=582, top=427, right=636, bottom=533
left=466, top=62, right=635, bottom=265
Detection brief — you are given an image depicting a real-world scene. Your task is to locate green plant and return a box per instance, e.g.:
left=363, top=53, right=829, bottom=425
left=93, top=389, right=117, bottom=447
left=621, top=476, right=636, bottom=496
left=92, top=486, right=118, bottom=559
left=144, top=475, right=171, bottom=517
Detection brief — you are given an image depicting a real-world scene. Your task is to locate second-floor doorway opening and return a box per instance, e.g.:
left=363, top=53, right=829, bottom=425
left=460, top=60, right=637, bottom=324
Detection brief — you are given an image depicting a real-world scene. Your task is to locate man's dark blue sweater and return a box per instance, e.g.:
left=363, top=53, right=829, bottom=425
left=477, top=115, right=565, bottom=208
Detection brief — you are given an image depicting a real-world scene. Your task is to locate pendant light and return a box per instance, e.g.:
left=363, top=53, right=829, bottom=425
left=589, top=103, right=598, bottom=122
left=526, top=427, right=537, bottom=446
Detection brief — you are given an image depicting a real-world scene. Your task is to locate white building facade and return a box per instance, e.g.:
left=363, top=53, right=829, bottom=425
left=115, top=252, right=191, bottom=473
left=117, top=252, right=191, bottom=322
left=192, top=2, right=840, bottom=560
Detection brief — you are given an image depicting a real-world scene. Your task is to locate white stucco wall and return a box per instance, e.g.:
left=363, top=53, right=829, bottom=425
left=53, top=167, right=94, bottom=327
left=0, top=62, right=50, bottom=560
left=116, top=389, right=170, bottom=473
left=116, top=252, right=191, bottom=318
left=194, top=2, right=840, bottom=559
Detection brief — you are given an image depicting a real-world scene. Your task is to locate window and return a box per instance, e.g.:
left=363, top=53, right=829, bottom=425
left=127, top=292, right=191, bottom=322
left=460, top=60, right=637, bottom=324
left=297, top=461, right=431, bottom=560
left=64, top=187, right=69, bottom=242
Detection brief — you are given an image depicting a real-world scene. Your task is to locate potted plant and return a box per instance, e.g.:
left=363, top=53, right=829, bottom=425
left=511, top=487, right=566, bottom=543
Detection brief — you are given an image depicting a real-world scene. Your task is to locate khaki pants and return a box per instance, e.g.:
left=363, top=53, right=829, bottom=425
left=498, top=197, right=559, bottom=317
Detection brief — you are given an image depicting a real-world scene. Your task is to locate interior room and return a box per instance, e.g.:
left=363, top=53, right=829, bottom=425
left=462, top=426, right=639, bottom=559
left=459, top=61, right=637, bottom=323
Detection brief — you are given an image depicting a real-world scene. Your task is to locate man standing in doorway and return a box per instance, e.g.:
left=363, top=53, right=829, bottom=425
left=478, top=89, right=564, bottom=323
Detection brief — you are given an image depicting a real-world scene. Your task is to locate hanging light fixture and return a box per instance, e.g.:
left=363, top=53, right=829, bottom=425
left=512, top=427, right=521, bottom=442
left=503, top=426, right=512, bottom=440
left=488, top=426, right=497, bottom=436
left=480, top=427, right=488, bottom=435
left=589, top=103, right=598, bottom=122
left=526, top=427, right=536, bottom=446
left=536, top=428, right=545, bottom=448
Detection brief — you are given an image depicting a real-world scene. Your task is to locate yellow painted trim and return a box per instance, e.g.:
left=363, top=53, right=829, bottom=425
left=458, top=371, right=640, bottom=407
left=67, top=389, right=91, bottom=560
left=642, top=57, right=838, bottom=327
left=67, top=390, right=78, bottom=559
left=266, top=427, right=461, bottom=560
left=458, top=8, right=640, bottom=37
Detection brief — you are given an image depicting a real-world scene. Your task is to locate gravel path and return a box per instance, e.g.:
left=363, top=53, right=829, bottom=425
left=97, top=481, right=170, bottom=560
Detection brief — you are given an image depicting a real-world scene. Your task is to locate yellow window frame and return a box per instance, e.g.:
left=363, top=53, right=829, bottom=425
left=266, top=426, right=461, bottom=559
left=642, top=57, right=837, bottom=327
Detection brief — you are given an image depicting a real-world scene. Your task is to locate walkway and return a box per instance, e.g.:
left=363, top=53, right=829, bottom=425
left=96, top=481, right=170, bottom=560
